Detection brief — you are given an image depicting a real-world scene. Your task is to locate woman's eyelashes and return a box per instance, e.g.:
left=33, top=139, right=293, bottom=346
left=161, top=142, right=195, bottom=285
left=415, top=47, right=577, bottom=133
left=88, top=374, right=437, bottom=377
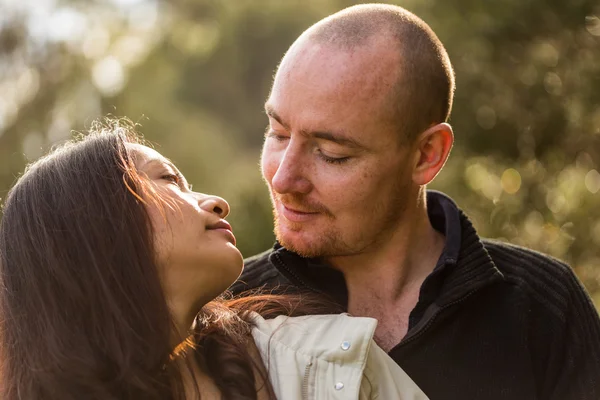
left=161, top=172, right=194, bottom=191
left=161, top=173, right=180, bottom=185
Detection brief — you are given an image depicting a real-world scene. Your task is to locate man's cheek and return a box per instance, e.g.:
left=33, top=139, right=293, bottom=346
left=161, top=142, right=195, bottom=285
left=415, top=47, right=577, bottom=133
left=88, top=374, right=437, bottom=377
left=262, top=160, right=280, bottom=186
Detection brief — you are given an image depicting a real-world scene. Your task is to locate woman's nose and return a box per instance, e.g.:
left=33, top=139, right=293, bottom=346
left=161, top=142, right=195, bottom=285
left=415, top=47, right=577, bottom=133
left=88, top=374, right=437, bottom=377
left=198, top=194, right=230, bottom=218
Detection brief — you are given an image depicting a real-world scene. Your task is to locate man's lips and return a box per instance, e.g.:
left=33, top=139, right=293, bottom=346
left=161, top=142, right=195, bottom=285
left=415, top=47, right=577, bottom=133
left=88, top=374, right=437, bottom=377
left=280, top=204, right=320, bottom=223
left=207, top=220, right=236, bottom=245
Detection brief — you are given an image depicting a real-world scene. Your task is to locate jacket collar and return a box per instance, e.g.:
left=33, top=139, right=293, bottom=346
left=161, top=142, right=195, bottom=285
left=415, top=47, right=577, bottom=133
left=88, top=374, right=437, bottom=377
left=269, top=191, right=504, bottom=308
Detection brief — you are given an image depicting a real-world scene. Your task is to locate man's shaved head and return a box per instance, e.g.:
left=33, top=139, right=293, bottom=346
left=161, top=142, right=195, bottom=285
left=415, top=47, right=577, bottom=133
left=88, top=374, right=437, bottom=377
left=283, top=3, right=455, bottom=142
left=262, top=4, right=456, bottom=258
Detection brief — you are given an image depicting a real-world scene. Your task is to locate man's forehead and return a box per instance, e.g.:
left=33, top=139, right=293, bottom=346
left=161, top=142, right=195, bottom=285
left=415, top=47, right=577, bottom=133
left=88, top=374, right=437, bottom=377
left=271, top=53, right=397, bottom=117
left=276, top=39, right=400, bottom=97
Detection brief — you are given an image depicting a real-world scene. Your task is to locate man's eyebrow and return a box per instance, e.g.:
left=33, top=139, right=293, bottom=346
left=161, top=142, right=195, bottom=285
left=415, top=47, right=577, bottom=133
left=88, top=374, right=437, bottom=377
left=308, top=130, right=365, bottom=149
left=264, top=104, right=290, bottom=131
left=265, top=104, right=365, bottom=149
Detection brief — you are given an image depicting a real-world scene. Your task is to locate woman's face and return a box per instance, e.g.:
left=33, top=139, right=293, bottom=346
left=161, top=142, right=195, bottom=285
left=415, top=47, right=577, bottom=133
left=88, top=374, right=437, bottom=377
left=129, top=144, right=243, bottom=310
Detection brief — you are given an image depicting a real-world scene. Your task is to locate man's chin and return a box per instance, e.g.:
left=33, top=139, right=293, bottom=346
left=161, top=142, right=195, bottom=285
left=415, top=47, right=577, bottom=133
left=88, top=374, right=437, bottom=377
left=275, top=228, right=325, bottom=258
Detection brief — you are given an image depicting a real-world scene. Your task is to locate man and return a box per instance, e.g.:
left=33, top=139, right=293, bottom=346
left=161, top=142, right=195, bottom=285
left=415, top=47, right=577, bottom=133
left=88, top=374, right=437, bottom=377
left=230, top=4, right=600, bottom=399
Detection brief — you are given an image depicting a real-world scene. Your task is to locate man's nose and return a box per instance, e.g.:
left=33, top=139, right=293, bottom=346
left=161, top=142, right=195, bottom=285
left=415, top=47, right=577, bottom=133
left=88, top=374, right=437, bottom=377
left=270, top=142, right=312, bottom=195
left=198, top=194, right=230, bottom=218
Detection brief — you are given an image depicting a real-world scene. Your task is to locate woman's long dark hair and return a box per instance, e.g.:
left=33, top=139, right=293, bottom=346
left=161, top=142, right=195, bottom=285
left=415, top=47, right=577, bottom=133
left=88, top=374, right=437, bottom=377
left=0, top=120, right=176, bottom=399
left=0, top=119, right=335, bottom=399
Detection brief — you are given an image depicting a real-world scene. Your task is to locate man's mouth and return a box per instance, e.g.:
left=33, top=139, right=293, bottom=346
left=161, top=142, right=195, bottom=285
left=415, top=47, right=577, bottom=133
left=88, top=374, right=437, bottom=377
left=280, top=203, right=319, bottom=222
left=283, top=204, right=318, bottom=214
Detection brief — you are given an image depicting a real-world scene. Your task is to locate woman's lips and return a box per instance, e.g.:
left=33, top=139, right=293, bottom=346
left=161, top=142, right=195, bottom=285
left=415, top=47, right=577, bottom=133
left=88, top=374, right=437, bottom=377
left=208, top=220, right=236, bottom=245
left=210, top=220, right=232, bottom=231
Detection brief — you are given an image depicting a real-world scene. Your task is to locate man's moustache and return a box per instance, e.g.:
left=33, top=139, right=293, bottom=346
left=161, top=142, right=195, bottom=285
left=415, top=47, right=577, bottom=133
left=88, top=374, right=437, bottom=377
left=275, top=195, right=331, bottom=215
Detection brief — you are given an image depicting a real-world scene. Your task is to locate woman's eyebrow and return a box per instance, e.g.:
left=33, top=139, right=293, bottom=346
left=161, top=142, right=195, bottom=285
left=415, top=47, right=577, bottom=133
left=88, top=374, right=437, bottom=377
left=139, top=157, right=163, bottom=169
left=141, top=158, right=192, bottom=189
left=141, top=158, right=175, bottom=172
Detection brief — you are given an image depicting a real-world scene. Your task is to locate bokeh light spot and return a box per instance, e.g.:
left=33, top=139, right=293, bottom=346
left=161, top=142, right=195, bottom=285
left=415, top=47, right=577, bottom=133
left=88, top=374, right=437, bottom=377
left=92, top=56, right=126, bottom=97
left=585, top=15, right=600, bottom=36
left=82, top=26, right=110, bottom=60
left=114, top=35, right=150, bottom=68
left=501, top=168, right=522, bottom=194
left=544, top=72, right=562, bottom=95
left=534, top=42, right=559, bottom=67
left=22, top=131, right=45, bottom=161
left=0, top=98, right=19, bottom=137
left=546, top=190, right=566, bottom=214
left=585, top=169, right=600, bottom=193
left=47, top=8, right=87, bottom=44
left=15, top=67, right=40, bottom=106
left=524, top=211, right=544, bottom=241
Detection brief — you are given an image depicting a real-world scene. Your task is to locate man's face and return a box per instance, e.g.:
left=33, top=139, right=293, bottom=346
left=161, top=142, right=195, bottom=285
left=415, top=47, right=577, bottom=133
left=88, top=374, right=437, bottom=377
left=261, top=38, right=417, bottom=259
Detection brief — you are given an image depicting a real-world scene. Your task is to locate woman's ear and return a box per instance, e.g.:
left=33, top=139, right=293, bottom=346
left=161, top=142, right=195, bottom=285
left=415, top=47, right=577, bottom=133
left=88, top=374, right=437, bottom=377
left=412, top=123, right=454, bottom=185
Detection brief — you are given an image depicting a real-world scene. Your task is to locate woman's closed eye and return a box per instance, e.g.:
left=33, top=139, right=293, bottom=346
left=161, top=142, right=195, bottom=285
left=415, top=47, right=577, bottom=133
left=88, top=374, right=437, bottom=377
left=161, top=172, right=193, bottom=191
left=161, top=173, right=180, bottom=185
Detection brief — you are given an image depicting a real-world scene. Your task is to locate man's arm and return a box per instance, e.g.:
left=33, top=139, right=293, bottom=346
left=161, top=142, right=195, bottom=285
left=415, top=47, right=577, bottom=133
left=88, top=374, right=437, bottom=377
left=485, top=240, right=600, bottom=399
left=545, top=267, right=600, bottom=400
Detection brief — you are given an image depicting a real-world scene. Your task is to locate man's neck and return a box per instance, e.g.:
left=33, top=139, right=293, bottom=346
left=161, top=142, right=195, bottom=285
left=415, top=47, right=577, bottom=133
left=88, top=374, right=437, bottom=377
left=325, top=203, right=446, bottom=349
left=327, top=203, right=444, bottom=299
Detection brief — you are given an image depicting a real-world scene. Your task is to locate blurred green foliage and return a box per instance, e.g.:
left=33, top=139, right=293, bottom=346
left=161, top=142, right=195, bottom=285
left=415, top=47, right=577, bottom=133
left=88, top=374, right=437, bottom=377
left=1, top=0, right=599, bottom=308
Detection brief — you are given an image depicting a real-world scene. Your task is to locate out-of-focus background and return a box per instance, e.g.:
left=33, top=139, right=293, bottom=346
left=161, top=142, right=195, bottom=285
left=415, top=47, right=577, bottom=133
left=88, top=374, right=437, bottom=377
left=0, top=0, right=599, bottom=308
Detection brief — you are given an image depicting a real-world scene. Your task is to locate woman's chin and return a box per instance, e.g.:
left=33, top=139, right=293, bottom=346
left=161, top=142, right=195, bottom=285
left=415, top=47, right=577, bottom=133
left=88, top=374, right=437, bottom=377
left=215, top=248, right=245, bottom=293
left=228, top=243, right=244, bottom=272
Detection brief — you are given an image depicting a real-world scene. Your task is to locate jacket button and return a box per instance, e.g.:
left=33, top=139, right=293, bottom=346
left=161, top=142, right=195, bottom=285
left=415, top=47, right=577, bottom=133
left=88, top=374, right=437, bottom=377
left=334, top=382, right=344, bottom=390
left=340, top=341, right=351, bottom=351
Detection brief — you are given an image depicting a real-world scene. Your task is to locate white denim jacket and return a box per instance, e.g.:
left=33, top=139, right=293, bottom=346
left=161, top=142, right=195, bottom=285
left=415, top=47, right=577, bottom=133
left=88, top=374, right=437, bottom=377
left=251, top=313, right=429, bottom=400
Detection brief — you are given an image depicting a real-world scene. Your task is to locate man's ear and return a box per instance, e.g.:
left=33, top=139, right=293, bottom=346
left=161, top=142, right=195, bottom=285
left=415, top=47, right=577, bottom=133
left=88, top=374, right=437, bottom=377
left=412, top=123, right=454, bottom=185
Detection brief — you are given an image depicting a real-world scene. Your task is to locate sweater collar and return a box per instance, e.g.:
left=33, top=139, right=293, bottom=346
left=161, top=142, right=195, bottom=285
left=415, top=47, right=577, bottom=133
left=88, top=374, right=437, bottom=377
left=269, top=191, right=504, bottom=308
left=424, top=191, right=504, bottom=306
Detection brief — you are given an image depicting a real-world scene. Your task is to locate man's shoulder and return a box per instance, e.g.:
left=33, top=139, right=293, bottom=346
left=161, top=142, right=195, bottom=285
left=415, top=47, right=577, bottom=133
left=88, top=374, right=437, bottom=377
left=481, top=240, right=600, bottom=400
left=482, top=239, right=583, bottom=318
left=482, top=238, right=571, bottom=277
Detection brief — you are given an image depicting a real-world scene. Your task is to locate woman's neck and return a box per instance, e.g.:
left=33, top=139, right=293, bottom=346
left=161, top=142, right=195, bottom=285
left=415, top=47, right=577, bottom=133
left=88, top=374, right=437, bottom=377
left=170, top=313, right=273, bottom=400
left=174, top=354, right=222, bottom=399
left=168, top=296, right=207, bottom=348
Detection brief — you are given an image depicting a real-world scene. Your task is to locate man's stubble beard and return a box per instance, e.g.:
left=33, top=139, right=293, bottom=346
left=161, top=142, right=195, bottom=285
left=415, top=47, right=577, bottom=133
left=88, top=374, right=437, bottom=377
left=271, top=179, right=411, bottom=259
left=273, top=212, right=348, bottom=258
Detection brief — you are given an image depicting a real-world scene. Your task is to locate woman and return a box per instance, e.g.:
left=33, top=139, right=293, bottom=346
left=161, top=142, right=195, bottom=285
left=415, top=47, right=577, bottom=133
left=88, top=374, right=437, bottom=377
left=0, top=119, right=428, bottom=399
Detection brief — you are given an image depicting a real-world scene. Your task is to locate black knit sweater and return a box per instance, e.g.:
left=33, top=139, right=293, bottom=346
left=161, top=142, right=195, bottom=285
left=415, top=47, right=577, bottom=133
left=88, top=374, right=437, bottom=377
left=230, top=191, right=600, bottom=400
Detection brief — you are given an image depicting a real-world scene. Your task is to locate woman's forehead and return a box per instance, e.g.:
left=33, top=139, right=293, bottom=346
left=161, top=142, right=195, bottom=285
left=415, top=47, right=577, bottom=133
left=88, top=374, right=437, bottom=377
left=126, top=143, right=166, bottom=167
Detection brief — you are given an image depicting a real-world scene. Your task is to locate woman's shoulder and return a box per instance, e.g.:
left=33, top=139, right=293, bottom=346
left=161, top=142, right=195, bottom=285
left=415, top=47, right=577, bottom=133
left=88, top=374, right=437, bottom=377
left=250, top=312, right=378, bottom=362
left=249, top=313, right=429, bottom=399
